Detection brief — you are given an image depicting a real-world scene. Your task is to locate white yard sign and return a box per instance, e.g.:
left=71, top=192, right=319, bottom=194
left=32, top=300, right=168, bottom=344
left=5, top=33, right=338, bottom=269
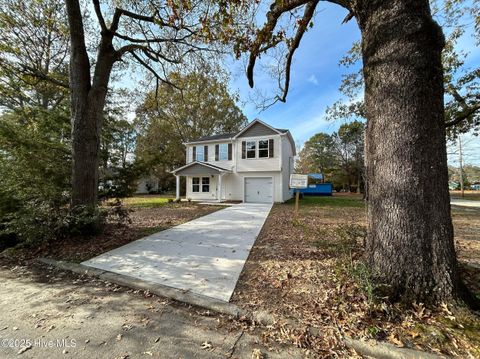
left=289, top=174, right=308, bottom=189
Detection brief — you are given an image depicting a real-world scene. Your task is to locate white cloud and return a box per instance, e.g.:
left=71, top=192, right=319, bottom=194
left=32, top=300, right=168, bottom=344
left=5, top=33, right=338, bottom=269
left=307, top=74, right=319, bottom=86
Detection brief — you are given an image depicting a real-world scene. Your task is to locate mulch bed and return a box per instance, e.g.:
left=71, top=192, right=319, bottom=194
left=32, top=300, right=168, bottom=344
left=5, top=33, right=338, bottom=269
left=1, top=203, right=221, bottom=264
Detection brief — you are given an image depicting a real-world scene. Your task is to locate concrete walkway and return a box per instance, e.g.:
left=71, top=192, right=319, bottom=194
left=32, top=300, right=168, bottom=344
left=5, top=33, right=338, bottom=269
left=451, top=198, right=480, bottom=208
left=82, top=203, right=272, bottom=302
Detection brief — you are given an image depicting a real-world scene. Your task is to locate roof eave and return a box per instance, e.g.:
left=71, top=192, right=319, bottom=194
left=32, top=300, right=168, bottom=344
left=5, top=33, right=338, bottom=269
left=183, top=138, right=234, bottom=145
left=233, top=119, right=282, bottom=139
left=170, top=161, right=232, bottom=175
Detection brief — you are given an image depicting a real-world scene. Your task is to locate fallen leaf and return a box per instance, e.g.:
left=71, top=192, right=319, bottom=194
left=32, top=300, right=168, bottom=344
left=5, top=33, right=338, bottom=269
left=17, top=346, right=32, bottom=355
left=201, top=341, right=213, bottom=350
left=252, top=348, right=264, bottom=359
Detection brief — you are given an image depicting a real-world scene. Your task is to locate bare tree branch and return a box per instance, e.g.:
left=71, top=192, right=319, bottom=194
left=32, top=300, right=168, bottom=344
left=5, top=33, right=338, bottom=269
left=247, top=0, right=312, bottom=88
left=277, top=0, right=319, bottom=103
left=92, top=0, right=108, bottom=33
left=17, top=64, right=69, bottom=89
left=129, top=50, right=180, bottom=91
left=246, top=0, right=351, bottom=104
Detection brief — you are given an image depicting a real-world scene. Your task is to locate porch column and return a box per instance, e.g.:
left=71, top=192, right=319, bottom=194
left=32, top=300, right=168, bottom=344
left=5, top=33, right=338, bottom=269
left=218, top=173, right=223, bottom=202
left=175, top=175, right=180, bottom=200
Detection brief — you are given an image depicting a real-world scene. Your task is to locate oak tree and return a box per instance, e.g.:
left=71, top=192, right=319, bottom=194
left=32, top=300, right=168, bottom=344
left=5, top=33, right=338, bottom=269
left=226, top=0, right=469, bottom=304
left=63, top=0, right=223, bottom=209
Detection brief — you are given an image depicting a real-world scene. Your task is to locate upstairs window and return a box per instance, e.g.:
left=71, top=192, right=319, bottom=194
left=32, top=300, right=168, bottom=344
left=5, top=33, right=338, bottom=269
left=258, top=140, right=269, bottom=158
left=195, top=146, right=203, bottom=161
left=246, top=141, right=256, bottom=159
left=241, top=139, right=274, bottom=159
left=219, top=144, right=228, bottom=160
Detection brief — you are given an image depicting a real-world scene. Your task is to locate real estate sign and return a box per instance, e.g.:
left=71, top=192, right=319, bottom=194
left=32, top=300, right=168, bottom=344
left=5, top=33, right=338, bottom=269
left=289, top=174, right=308, bottom=189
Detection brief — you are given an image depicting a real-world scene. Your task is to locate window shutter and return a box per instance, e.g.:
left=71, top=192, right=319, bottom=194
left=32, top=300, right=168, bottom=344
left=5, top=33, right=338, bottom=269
left=269, top=139, right=274, bottom=158
left=228, top=143, right=232, bottom=160
left=192, top=146, right=196, bottom=162
left=204, top=145, right=208, bottom=161
left=215, top=144, right=219, bottom=161
left=241, top=141, right=246, bottom=159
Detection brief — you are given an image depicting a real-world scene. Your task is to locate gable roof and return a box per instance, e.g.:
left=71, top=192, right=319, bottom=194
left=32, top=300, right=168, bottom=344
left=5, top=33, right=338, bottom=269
left=184, top=119, right=295, bottom=155
left=233, top=119, right=283, bottom=139
left=171, top=161, right=232, bottom=175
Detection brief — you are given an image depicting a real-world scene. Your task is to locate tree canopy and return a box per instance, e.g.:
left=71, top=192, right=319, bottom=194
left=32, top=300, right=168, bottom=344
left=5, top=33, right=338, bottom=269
left=135, top=71, right=248, bottom=190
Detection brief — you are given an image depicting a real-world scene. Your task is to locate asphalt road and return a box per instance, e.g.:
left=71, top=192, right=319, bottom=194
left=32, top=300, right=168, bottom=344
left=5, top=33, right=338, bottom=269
left=0, top=264, right=303, bottom=359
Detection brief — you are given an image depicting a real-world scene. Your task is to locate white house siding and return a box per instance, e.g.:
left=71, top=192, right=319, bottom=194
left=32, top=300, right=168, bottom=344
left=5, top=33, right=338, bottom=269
left=185, top=175, right=218, bottom=201
left=281, top=135, right=295, bottom=202
left=186, top=142, right=235, bottom=168
left=235, top=135, right=281, bottom=172
left=178, top=121, right=296, bottom=203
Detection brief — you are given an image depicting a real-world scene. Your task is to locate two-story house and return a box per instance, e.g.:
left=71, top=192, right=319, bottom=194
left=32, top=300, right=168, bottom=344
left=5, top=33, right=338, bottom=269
left=171, top=119, right=296, bottom=203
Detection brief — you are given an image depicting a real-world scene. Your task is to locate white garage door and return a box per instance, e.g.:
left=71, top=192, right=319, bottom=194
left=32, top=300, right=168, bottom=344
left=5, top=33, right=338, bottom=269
left=245, top=177, right=273, bottom=203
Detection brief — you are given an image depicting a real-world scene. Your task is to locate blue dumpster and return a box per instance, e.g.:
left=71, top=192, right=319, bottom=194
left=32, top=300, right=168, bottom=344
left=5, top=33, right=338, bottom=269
left=297, top=183, right=333, bottom=196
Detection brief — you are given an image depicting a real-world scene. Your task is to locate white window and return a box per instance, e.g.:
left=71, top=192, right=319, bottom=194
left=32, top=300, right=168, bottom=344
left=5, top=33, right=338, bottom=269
left=246, top=141, right=256, bottom=159
left=258, top=140, right=269, bottom=158
left=195, top=146, right=204, bottom=161
left=202, top=177, right=210, bottom=192
left=192, top=177, right=200, bottom=192
left=219, top=144, right=228, bottom=160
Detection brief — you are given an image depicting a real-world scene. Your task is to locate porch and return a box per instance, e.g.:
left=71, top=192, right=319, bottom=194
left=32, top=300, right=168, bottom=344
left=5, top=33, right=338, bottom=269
left=171, top=161, right=232, bottom=202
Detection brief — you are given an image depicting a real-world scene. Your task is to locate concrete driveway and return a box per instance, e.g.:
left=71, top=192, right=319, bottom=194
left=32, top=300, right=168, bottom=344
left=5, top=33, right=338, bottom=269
left=82, top=203, right=272, bottom=302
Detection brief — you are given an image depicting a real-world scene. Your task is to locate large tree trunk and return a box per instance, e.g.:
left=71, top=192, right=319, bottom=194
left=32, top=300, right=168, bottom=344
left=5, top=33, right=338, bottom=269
left=66, top=0, right=115, bottom=209
left=355, top=0, right=460, bottom=303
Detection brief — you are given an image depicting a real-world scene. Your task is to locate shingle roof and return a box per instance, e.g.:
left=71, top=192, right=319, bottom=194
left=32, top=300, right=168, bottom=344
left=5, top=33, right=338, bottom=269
left=188, top=128, right=289, bottom=143
left=188, top=133, right=236, bottom=142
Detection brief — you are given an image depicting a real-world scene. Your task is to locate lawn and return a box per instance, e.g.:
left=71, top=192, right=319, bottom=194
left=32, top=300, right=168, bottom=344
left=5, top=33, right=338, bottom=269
left=450, top=190, right=480, bottom=201
left=233, top=193, right=480, bottom=357
left=291, top=193, right=365, bottom=208
left=119, top=195, right=176, bottom=208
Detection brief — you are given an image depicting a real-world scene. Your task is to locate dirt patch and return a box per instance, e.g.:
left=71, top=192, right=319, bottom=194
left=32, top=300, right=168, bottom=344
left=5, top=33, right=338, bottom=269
left=232, top=200, right=480, bottom=358
left=1, top=203, right=222, bottom=264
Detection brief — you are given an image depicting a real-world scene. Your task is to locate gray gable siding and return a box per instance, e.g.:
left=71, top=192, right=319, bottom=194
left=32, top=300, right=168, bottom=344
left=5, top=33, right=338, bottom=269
left=175, top=163, right=220, bottom=176
left=237, top=122, right=278, bottom=138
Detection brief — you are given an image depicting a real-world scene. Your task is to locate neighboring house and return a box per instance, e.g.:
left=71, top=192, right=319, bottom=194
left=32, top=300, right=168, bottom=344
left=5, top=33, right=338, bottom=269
left=171, top=119, right=296, bottom=203
left=136, top=176, right=160, bottom=194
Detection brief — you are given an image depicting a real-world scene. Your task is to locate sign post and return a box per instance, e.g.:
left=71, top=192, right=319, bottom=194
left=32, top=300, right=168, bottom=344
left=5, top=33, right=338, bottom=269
left=289, top=174, right=308, bottom=217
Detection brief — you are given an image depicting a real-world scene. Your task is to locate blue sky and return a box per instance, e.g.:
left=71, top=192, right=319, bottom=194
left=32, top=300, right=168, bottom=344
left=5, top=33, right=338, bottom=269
left=112, top=1, right=479, bottom=165
left=229, top=3, right=359, bottom=147
left=226, top=2, right=480, bottom=165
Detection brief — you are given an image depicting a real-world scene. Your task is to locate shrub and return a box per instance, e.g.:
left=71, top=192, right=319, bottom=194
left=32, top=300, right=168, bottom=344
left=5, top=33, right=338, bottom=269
left=105, top=198, right=132, bottom=226
left=66, top=205, right=106, bottom=237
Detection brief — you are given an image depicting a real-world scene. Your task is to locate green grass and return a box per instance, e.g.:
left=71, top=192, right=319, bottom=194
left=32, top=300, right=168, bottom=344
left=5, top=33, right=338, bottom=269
left=450, top=190, right=480, bottom=201
left=289, top=195, right=365, bottom=208
left=120, top=196, right=175, bottom=208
